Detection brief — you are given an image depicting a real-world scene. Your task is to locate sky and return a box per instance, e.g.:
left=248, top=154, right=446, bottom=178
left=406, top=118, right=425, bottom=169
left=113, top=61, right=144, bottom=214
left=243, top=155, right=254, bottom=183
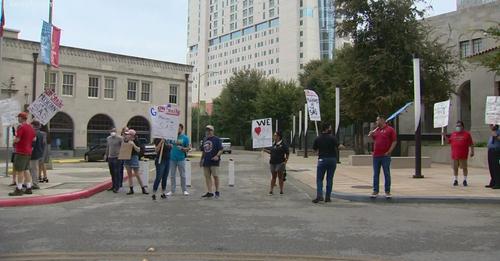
left=3, top=0, right=457, bottom=65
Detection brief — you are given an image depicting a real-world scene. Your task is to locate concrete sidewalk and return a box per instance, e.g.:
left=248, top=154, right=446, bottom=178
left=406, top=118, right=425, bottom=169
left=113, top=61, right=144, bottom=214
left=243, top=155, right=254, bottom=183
left=286, top=154, right=500, bottom=203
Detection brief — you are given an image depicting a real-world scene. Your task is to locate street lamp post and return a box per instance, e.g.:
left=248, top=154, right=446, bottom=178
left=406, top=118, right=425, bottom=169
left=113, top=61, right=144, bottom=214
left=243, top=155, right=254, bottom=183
left=196, top=71, right=219, bottom=148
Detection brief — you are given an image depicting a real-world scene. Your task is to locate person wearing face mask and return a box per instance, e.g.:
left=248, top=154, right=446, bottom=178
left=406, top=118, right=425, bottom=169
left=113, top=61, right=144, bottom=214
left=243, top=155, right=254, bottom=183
left=443, top=121, right=474, bottom=186
left=486, top=124, right=500, bottom=189
left=311, top=123, right=339, bottom=203
left=105, top=128, right=123, bottom=193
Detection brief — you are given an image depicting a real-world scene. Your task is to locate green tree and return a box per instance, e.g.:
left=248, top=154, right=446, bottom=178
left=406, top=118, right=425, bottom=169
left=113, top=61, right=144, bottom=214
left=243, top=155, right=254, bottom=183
left=333, top=0, right=460, bottom=153
left=472, top=23, right=500, bottom=73
left=211, top=70, right=265, bottom=146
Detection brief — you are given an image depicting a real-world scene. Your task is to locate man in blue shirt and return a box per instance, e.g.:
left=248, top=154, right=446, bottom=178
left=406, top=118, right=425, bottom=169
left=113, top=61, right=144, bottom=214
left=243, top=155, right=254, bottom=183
left=486, top=124, right=500, bottom=189
left=167, top=124, right=191, bottom=196
left=200, top=125, right=223, bottom=198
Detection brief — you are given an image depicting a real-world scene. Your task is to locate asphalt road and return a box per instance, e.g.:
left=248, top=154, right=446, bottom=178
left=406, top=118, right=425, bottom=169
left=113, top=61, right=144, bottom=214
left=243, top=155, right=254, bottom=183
left=1, top=151, right=499, bottom=261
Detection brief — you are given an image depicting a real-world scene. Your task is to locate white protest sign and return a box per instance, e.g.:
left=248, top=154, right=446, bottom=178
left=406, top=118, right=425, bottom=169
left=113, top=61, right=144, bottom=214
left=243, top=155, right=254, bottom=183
left=28, top=89, right=64, bottom=125
left=150, top=104, right=180, bottom=141
left=304, top=89, right=321, bottom=121
left=252, top=118, right=273, bottom=148
left=485, top=96, right=500, bottom=125
left=0, top=98, right=21, bottom=127
left=433, top=100, right=450, bottom=128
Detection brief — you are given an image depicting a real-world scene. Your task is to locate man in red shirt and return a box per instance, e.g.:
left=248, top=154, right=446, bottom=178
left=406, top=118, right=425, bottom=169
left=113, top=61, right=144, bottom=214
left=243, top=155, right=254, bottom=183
left=368, top=115, right=397, bottom=199
left=9, top=112, right=36, bottom=196
left=443, top=120, right=474, bottom=186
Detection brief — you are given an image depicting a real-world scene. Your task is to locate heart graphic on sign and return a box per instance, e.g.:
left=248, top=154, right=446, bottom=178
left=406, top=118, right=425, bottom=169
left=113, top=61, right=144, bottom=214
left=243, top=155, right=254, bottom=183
left=254, top=127, right=262, bottom=136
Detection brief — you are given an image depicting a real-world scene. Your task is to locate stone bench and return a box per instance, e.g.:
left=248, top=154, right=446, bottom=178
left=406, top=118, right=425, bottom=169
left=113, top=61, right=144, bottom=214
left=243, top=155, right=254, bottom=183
left=350, top=155, right=432, bottom=168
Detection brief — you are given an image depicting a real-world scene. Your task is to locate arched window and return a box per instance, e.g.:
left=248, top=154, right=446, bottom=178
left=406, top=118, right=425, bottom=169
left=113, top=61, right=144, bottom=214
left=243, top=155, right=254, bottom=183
left=87, top=114, right=114, bottom=147
left=49, top=112, right=74, bottom=150
left=127, top=116, right=151, bottom=142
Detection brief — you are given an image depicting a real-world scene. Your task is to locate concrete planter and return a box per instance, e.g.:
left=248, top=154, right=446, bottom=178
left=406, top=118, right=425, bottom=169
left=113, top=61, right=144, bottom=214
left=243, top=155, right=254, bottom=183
left=408, top=145, right=488, bottom=168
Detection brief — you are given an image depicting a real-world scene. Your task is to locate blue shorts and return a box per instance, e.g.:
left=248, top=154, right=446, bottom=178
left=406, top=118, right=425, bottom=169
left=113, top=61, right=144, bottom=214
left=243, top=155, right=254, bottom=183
left=124, top=155, right=139, bottom=169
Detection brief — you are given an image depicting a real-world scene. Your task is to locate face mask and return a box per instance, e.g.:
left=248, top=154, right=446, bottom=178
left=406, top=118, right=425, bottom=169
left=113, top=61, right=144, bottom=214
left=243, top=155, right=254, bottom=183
left=455, top=127, right=462, bottom=132
left=110, top=132, right=116, bottom=136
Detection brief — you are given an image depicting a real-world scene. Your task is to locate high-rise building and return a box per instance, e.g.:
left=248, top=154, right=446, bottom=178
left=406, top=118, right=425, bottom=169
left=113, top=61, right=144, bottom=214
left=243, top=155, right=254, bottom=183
left=187, top=0, right=336, bottom=110
left=457, top=0, right=497, bottom=9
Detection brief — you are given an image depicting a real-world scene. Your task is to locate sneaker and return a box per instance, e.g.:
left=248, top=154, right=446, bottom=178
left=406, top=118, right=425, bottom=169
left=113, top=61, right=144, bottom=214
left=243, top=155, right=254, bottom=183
left=152, top=194, right=157, bottom=200
left=215, top=191, right=220, bottom=198
left=385, top=192, right=392, bottom=199
left=453, top=180, right=458, bottom=186
left=485, top=185, right=493, bottom=188
left=8, top=188, right=23, bottom=196
left=183, top=191, right=189, bottom=196
left=312, top=197, right=324, bottom=204
left=463, top=180, right=468, bottom=187
left=492, top=186, right=500, bottom=189
left=166, top=191, right=173, bottom=196
left=280, top=191, right=284, bottom=195
left=24, top=188, right=33, bottom=195
left=269, top=191, right=273, bottom=196
left=8, top=182, right=16, bottom=187
left=160, top=193, right=167, bottom=199
left=43, top=177, right=49, bottom=183
left=370, top=192, right=379, bottom=198
left=202, top=192, right=214, bottom=198
left=325, top=197, right=331, bottom=202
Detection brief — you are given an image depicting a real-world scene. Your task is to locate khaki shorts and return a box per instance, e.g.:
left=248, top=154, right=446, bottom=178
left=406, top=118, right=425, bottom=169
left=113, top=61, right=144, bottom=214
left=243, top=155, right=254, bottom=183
left=452, top=159, right=468, bottom=169
left=270, top=163, right=286, bottom=173
left=203, top=166, right=219, bottom=178
left=14, top=154, right=31, bottom=172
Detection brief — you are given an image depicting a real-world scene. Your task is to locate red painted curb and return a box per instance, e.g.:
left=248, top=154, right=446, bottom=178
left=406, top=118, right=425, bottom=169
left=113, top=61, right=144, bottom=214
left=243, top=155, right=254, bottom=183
left=0, top=180, right=112, bottom=207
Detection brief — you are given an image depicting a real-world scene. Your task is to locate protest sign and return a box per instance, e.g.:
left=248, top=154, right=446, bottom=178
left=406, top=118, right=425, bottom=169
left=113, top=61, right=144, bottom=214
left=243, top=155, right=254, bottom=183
left=28, top=89, right=63, bottom=125
left=485, top=96, right=500, bottom=125
left=252, top=118, right=273, bottom=148
left=304, top=89, right=321, bottom=121
left=433, top=100, right=450, bottom=128
left=150, top=104, right=180, bottom=141
left=0, top=99, right=21, bottom=127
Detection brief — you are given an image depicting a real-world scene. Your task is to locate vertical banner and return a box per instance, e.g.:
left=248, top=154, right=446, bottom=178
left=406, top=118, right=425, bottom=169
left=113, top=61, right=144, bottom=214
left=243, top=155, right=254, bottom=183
left=150, top=104, right=180, bottom=141
left=252, top=118, right=273, bottom=148
left=413, top=58, right=421, bottom=132
left=50, top=25, right=61, bottom=68
left=433, top=100, right=450, bottom=128
left=485, top=96, right=500, bottom=125
left=40, top=21, right=52, bottom=65
left=304, top=89, right=321, bottom=121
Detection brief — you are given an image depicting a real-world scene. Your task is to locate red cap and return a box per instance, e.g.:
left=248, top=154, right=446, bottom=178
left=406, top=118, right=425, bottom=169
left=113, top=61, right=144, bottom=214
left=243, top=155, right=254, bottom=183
left=17, top=112, right=28, bottom=119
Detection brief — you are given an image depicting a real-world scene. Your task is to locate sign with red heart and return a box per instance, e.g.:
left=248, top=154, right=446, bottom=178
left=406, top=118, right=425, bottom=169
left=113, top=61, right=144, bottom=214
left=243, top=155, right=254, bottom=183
left=254, top=126, right=262, bottom=136
left=252, top=118, right=272, bottom=148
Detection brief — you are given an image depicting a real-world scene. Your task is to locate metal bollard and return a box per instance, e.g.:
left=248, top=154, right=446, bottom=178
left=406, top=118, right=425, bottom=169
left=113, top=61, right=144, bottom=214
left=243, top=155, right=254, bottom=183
left=228, top=159, right=235, bottom=187
left=185, top=159, right=192, bottom=187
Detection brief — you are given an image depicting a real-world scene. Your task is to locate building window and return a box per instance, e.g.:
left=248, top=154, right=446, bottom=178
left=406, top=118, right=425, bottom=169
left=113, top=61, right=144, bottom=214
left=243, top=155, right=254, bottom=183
left=88, top=76, right=99, bottom=98
left=127, top=80, right=138, bottom=101
left=169, top=84, right=178, bottom=104
left=459, top=40, right=470, bottom=58
left=62, top=73, right=74, bottom=96
left=104, top=78, right=115, bottom=99
left=141, top=82, right=151, bottom=102
left=45, top=72, right=57, bottom=92
left=472, top=38, right=482, bottom=54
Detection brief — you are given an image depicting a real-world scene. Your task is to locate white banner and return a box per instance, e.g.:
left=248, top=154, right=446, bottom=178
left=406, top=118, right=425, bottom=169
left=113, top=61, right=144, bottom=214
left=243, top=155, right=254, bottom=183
left=433, top=100, right=450, bottom=128
left=150, top=104, right=180, bottom=141
left=485, top=96, right=500, bottom=125
left=252, top=118, right=273, bottom=149
left=28, top=89, right=64, bottom=125
left=0, top=99, right=21, bottom=127
left=304, top=89, right=321, bottom=121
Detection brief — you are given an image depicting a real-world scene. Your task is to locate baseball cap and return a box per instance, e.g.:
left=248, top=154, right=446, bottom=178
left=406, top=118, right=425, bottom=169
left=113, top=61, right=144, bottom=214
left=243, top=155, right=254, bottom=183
left=17, top=112, right=28, bottom=119
left=206, top=125, right=214, bottom=131
left=125, top=129, right=136, bottom=136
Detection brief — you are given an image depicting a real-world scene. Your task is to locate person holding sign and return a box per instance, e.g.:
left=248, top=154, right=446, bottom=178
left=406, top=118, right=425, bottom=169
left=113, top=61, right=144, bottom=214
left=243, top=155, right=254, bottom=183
left=312, top=123, right=338, bottom=203
left=200, top=125, right=223, bottom=198
left=486, top=124, right=500, bottom=189
left=120, top=129, right=149, bottom=195
left=263, top=131, right=289, bottom=195
left=442, top=121, right=474, bottom=187
left=368, top=115, right=397, bottom=199
left=151, top=137, right=172, bottom=200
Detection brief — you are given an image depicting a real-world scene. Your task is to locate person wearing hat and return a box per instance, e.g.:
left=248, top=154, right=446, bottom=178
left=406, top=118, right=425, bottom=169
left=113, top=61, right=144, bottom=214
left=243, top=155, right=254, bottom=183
left=9, top=112, right=36, bottom=196
left=200, top=125, right=223, bottom=198
left=121, top=129, right=149, bottom=195
left=29, top=120, right=46, bottom=190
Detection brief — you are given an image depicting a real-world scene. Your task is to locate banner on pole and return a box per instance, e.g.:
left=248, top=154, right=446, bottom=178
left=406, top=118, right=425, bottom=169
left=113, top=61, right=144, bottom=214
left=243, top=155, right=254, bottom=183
left=304, top=89, right=321, bottom=121
left=0, top=99, right=21, bottom=127
left=40, top=21, right=52, bottom=65
left=0, top=0, right=5, bottom=37
left=50, top=25, right=61, bottom=68
left=252, top=118, right=273, bottom=148
left=485, top=96, right=500, bottom=125
left=433, top=100, right=450, bottom=128
left=28, top=89, right=64, bottom=125
left=150, top=104, right=180, bottom=141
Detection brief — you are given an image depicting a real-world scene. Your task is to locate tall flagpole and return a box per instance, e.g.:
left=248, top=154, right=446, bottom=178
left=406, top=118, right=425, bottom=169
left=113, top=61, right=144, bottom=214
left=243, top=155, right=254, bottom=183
left=45, top=0, right=54, bottom=169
